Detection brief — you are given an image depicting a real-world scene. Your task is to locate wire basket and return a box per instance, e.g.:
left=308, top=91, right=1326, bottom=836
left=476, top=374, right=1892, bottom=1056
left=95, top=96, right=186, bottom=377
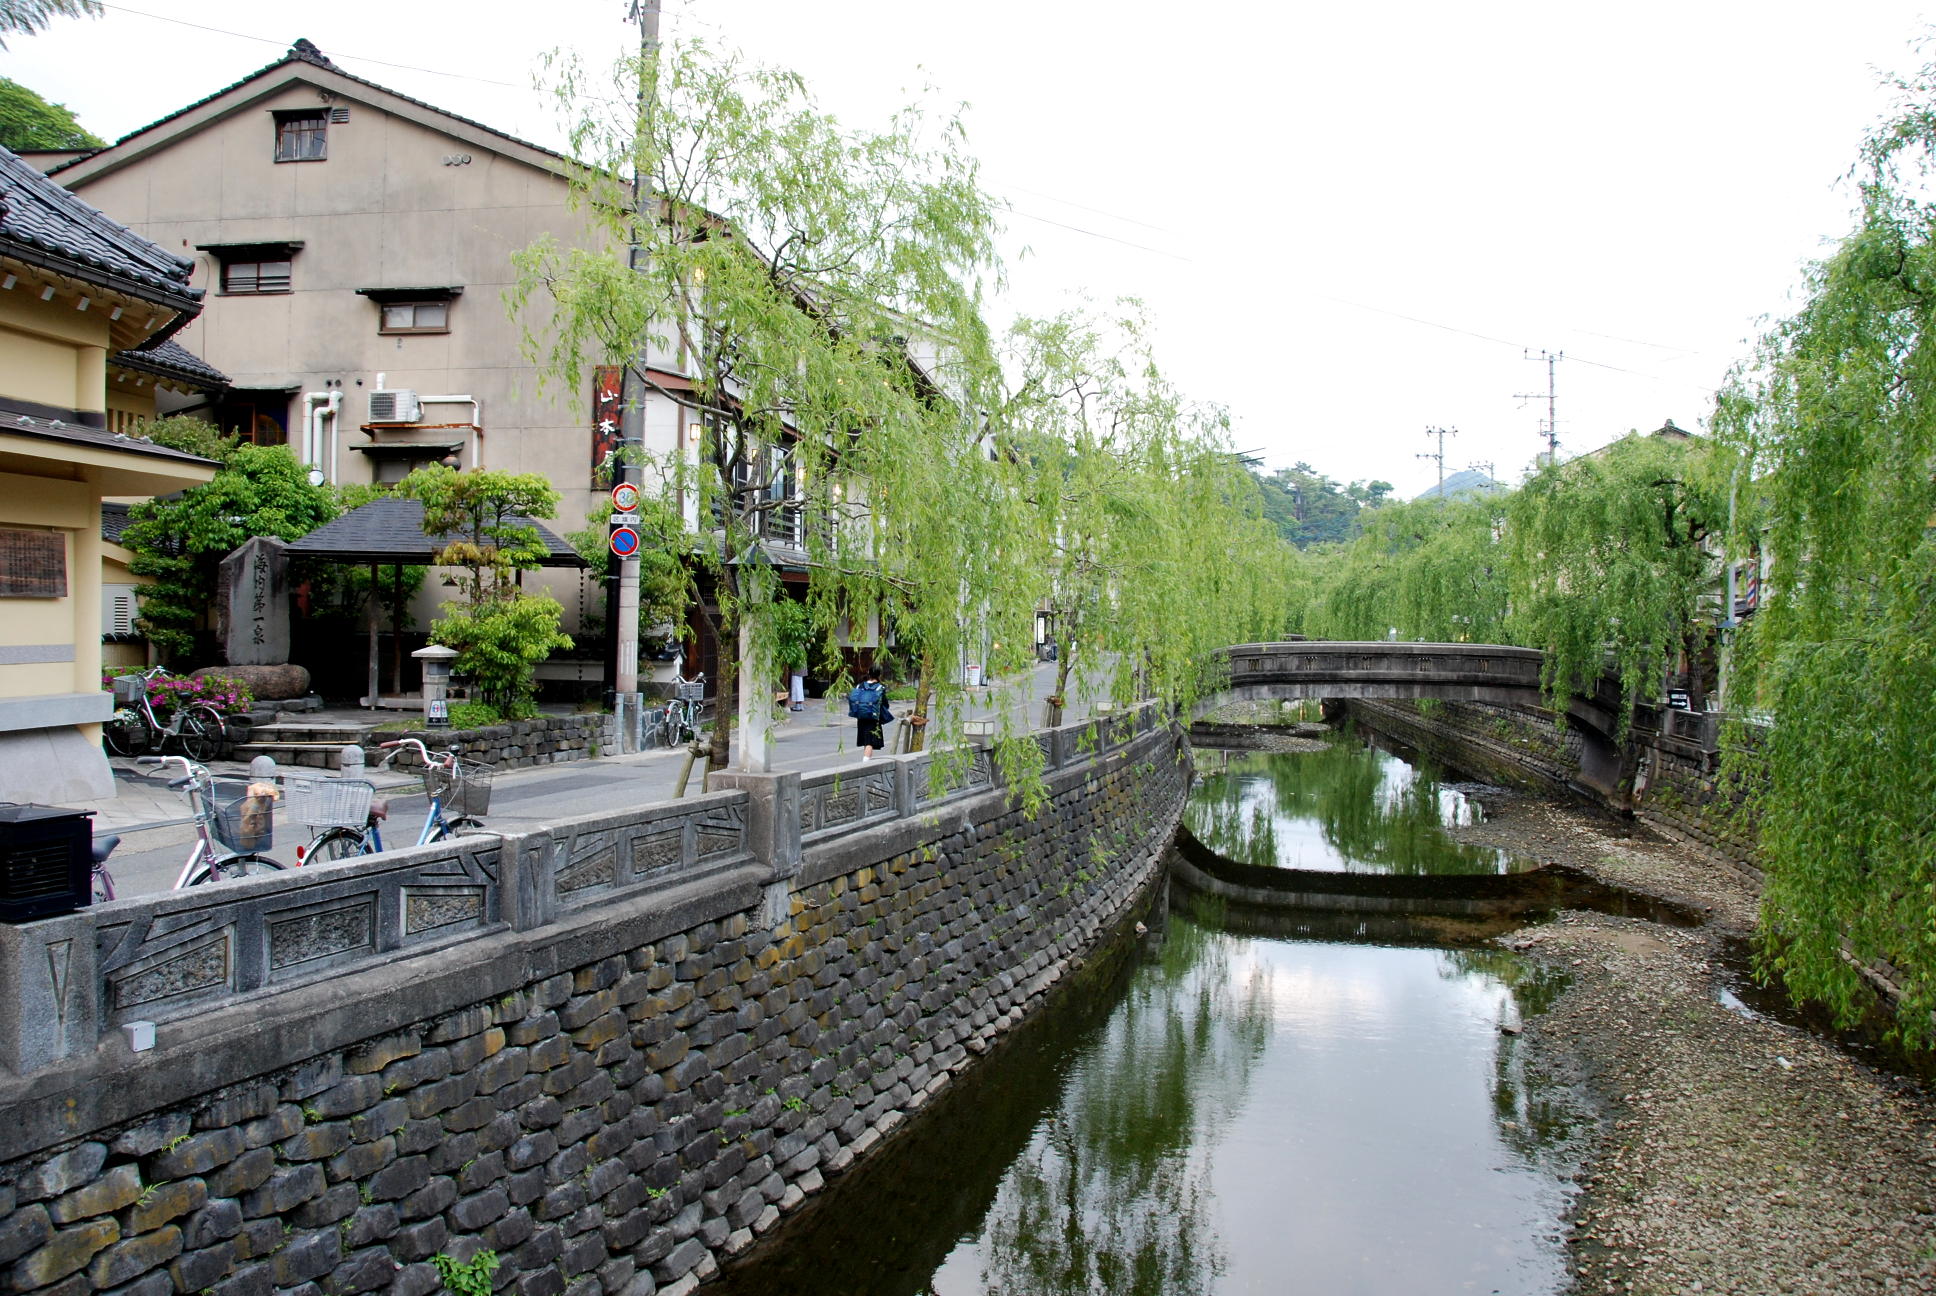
left=112, top=675, right=148, bottom=705
left=423, top=759, right=493, bottom=816
left=283, top=776, right=375, bottom=830
left=674, top=680, right=706, bottom=703
left=209, top=779, right=274, bottom=853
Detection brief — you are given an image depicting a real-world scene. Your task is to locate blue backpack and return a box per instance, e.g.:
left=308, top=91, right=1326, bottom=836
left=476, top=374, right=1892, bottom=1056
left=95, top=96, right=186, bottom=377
left=847, top=681, right=883, bottom=721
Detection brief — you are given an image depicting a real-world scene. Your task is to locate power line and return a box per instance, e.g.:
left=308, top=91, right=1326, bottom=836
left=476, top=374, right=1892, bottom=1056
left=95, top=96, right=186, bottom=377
left=999, top=204, right=1193, bottom=262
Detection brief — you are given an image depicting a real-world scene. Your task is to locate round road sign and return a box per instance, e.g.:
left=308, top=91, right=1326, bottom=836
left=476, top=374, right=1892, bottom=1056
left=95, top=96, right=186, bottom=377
left=609, top=526, right=641, bottom=558
left=611, top=482, right=642, bottom=513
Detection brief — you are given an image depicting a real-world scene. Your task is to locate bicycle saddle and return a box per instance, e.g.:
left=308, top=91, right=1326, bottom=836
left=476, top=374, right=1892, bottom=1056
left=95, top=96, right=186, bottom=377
left=91, top=835, right=120, bottom=864
left=368, top=799, right=389, bottom=821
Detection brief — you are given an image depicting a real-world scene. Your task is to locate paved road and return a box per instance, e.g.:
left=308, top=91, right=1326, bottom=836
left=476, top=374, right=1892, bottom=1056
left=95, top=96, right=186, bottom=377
left=85, top=661, right=1100, bottom=898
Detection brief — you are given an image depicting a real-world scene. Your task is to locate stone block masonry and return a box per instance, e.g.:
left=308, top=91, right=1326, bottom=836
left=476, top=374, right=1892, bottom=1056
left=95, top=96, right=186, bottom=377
left=0, top=708, right=1189, bottom=1294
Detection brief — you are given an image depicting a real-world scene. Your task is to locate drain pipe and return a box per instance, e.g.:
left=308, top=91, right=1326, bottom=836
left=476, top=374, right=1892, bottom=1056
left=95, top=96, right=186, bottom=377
left=324, top=390, right=342, bottom=483
left=417, top=396, right=484, bottom=467
left=300, top=392, right=330, bottom=467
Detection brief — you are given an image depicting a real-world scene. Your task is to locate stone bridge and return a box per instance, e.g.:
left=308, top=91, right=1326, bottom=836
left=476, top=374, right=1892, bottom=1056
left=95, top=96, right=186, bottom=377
left=1207, top=641, right=1632, bottom=799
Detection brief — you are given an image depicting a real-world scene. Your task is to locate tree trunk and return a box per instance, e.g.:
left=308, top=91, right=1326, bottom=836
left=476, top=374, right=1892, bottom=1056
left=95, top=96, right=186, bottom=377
left=909, top=651, right=934, bottom=752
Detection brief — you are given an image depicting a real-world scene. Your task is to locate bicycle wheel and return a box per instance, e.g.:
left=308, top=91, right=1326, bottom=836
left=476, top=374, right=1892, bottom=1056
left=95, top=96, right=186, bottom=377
left=174, top=710, right=218, bottom=761
left=304, top=828, right=369, bottom=864
left=430, top=816, right=487, bottom=842
left=102, top=712, right=148, bottom=758
left=184, top=853, right=284, bottom=886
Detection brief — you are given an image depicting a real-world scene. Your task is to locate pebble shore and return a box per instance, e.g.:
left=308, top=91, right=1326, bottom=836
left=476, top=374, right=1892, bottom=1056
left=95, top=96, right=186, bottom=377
left=1454, top=794, right=1936, bottom=1296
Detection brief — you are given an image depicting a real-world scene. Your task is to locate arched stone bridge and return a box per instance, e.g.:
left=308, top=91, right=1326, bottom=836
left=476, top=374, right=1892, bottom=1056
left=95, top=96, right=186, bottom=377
left=1207, top=641, right=1630, bottom=798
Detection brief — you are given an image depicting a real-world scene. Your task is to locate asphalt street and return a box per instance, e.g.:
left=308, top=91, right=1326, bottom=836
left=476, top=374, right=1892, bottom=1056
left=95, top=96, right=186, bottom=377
left=84, top=660, right=1098, bottom=898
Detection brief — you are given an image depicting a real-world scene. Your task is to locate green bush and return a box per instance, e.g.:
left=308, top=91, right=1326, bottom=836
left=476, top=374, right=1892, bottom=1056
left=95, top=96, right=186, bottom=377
left=447, top=701, right=502, bottom=730
left=429, top=594, right=572, bottom=720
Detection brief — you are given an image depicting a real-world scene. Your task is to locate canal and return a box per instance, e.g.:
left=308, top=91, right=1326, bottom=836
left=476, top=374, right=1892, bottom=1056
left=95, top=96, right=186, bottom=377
left=714, top=732, right=1593, bottom=1295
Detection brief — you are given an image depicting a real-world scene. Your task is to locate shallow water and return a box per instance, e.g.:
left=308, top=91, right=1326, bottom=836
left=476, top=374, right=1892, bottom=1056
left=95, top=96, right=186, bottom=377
left=713, top=745, right=1587, bottom=1296
left=1186, top=739, right=1520, bottom=875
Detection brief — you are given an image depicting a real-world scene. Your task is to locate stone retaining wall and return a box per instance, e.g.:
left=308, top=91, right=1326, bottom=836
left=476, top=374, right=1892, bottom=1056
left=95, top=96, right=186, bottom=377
left=381, top=714, right=619, bottom=773
left=0, top=708, right=1187, bottom=1296
left=1341, top=698, right=1760, bottom=869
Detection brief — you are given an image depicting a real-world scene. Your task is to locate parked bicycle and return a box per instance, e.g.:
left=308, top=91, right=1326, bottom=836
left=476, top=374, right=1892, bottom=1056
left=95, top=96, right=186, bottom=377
left=133, top=755, right=285, bottom=885
left=103, top=667, right=228, bottom=761
left=90, top=832, right=120, bottom=903
left=292, top=738, right=491, bottom=863
left=660, top=673, right=706, bottom=747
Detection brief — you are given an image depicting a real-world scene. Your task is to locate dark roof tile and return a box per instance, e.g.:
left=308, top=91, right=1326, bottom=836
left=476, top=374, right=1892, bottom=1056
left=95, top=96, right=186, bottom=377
left=110, top=338, right=229, bottom=389
left=287, top=496, right=586, bottom=568
left=0, top=146, right=199, bottom=306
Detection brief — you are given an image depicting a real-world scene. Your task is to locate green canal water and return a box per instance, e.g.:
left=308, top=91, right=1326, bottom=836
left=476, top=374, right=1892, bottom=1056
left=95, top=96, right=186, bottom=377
left=714, top=735, right=1588, bottom=1295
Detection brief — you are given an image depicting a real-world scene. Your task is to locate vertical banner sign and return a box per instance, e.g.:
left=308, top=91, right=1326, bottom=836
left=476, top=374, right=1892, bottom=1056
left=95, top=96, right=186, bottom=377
left=591, top=365, right=623, bottom=485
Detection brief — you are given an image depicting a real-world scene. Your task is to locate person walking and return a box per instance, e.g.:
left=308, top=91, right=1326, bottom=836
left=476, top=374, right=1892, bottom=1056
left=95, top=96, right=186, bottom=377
left=848, top=664, right=892, bottom=760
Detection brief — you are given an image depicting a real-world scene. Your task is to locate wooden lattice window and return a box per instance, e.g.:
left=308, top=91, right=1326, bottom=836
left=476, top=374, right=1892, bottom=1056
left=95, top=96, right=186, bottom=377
left=274, top=111, right=327, bottom=162
left=0, top=529, right=67, bottom=598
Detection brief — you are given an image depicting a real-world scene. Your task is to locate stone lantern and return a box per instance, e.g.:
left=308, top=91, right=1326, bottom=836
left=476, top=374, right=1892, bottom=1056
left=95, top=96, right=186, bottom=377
left=413, top=644, right=459, bottom=729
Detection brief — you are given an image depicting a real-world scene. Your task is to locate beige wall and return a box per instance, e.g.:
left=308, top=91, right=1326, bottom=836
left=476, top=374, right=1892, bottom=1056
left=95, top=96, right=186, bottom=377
left=0, top=290, right=112, bottom=415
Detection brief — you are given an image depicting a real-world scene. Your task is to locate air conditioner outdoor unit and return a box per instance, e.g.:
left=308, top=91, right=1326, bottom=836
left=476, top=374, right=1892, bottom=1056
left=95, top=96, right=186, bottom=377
left=369, top=389, right=422, bottom=423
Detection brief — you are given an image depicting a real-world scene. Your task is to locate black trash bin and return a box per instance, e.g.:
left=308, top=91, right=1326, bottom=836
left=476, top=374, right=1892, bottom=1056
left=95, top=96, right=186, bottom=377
left=0, top=804, right=94, bottom=921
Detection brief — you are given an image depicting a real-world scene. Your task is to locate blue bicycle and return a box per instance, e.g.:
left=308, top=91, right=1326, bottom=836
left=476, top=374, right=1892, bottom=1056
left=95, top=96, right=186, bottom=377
left=292, top=738, right=492, bottom=862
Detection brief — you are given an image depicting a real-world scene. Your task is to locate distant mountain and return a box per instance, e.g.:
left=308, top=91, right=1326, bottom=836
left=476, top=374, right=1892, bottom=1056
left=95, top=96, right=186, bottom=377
left=1412, top=468, right=1505, bottom=502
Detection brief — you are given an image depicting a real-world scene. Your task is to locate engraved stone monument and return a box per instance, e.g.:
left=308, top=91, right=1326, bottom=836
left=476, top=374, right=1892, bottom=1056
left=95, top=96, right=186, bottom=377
left=218, top=536, right=290, bottom=667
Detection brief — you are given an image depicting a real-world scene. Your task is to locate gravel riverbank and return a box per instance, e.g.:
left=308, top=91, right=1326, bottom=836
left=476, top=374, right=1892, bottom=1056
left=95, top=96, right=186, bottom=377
left=1450, top=792, right=1936, bottom=1295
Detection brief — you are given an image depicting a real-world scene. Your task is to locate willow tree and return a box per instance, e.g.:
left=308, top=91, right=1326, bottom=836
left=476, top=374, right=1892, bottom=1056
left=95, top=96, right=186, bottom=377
left=1502, top=432, right=1727, bottom=729
left=512, top=40, right=1012, bottom=771
left=1711, top=51, right=1936, bottom=1044
left=1000, top=305, right=1291, bottom=726
left=1302, top=495, right=1510, bottom=644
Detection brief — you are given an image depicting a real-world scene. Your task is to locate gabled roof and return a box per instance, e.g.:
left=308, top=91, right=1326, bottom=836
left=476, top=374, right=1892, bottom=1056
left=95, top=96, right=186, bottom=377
left=0, top=145, right=201, bottom=321
left=50, top=38, right=574, bottom=186
left=286, top=496, right=586, bottom=568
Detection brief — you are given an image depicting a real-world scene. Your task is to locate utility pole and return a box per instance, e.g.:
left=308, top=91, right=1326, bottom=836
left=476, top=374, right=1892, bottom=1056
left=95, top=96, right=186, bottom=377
left=609, top=0, right=661, bottom=751
left=1417, top=425, right=1457, bottom=496
left=1515, top=349, right=1563, bottom=464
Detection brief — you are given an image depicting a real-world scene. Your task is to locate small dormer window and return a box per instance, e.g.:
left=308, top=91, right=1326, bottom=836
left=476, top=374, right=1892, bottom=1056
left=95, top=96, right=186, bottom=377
left=357, top=285, right=462, bottom=336
left=274, top=110, right=328, bottom=162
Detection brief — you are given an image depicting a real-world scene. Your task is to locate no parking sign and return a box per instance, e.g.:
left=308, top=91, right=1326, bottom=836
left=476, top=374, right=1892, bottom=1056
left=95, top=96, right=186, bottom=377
left=610, top=527, right=641, bottom=558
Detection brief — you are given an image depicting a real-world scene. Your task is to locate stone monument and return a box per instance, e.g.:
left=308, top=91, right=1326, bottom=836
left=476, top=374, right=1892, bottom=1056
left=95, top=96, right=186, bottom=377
left=218, top=535, right=291, bottom=666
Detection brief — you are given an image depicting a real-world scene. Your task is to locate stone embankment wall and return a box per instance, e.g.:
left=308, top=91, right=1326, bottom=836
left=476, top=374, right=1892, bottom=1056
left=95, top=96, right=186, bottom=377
left=376, top=714, right=618, bottom=773
left=1341, top=698, right=1758, bottom=868
left=0, top=710, right=1186, bottom=1296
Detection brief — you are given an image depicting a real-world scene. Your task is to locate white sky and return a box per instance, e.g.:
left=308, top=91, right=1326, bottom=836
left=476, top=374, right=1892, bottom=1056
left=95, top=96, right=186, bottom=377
left=6, top=1, right=1932, bottom=496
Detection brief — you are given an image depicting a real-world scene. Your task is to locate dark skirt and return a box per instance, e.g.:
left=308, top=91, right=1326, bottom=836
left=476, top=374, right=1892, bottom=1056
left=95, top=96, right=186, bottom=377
left=856, top=718, right=885, bottom=750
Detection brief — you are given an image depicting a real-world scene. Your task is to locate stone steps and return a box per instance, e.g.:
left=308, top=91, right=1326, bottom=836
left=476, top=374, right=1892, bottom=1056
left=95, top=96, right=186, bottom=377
left=235, top=722, right=378, bottom=770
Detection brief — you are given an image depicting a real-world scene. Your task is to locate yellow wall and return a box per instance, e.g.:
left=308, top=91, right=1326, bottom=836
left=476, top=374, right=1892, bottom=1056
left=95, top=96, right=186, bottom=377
left=0, top=471, right=94, bottom=703
left=0, top=290, right=112, bottom=415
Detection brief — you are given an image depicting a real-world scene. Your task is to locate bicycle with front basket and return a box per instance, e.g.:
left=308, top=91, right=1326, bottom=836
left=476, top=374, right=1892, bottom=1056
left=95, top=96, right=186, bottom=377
left=133, top=755, right=285, bottom=885
left=659, top=672, right=706, bottom=747
left=103, top=667, right=229, bottom=761
left=292, top=738, right=491, bottom=863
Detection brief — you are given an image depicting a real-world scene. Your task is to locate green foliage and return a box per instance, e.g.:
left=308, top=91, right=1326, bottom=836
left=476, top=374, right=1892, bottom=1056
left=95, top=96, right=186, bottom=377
left=0, top=1, right=99, bottom=51
left=565, top=493, right=688, bottom=636
left=0, top=75, right=100, bottom=149
left=429, top=596, right=572, bottom=719
left=1302, top=495, right=1510, bottom=644
left=120, top=444, right=337, bottom=662
left=1503, top=432, right=1727, bottom=728
left=1709, top=48, right=1936, bottom=1046
left=135, top=415, right=235, bottom=461
left=446, top=701, right=503, bottom=730
left=398, top=465, right=560, bottom=604
left=1248, top=462, right=1392, bottom=548
left=429, top=1250, right=498, bottom=1296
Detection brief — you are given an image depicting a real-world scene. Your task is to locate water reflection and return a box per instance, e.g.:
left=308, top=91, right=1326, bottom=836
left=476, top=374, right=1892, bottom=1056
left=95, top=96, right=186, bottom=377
left=1186, top=738, right=1518, bottom=875
left=715, top=743, right=1588, bottom=1296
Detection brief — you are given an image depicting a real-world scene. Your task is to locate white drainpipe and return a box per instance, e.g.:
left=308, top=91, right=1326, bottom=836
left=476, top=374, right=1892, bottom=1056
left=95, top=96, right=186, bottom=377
left=324, top=390, right=342, bottom=483
left=300, top=392, right=330, bottom=467
left=417, top=396, right=484, bottom=467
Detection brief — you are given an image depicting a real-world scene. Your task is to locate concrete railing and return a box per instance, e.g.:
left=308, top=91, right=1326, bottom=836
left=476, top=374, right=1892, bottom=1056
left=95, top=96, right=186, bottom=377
left=0, top=703, right=1163, bottom=1083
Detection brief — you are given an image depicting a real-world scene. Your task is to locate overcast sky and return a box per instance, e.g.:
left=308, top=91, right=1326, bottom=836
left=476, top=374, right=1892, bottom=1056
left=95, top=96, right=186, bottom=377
left=7, top=1, right=1932, bottom=496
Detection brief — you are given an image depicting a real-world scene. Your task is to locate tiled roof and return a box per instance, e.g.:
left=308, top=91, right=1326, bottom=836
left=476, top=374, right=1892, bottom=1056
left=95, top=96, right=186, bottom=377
left=287, top=496, right=587, bottom=568
left=0, top=408, right=220, bottom=468
left=0, top=146, right=200, bottom=310
left=101, top=501, right=132, bottom=544
left=52, top=38, right=574, bottom=179
left=110, top=338, right=229, bottom=390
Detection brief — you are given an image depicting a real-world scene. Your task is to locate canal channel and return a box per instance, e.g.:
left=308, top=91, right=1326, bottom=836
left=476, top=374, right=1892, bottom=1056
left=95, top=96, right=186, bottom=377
left=714, top=730, right=1603, bottom=1295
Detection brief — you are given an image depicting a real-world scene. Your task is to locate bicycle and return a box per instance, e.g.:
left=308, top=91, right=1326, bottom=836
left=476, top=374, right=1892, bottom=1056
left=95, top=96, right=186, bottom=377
left=295, top=738, right=491, bottom=862
left=90, top=832, right=120, bottom=903
left=103, top=667, right=229, bottom=761
left=660, top=673, right=706, bottom=748
left=135, top=755, right=286, bottom=885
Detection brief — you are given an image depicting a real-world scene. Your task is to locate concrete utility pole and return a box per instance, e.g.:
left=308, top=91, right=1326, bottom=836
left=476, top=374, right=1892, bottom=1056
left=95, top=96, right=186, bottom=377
left=610, top=0, right=662, bottom=751
left=1417, top=426, right=1457, bottom=495
left=1516, top=350, right=1563, bottom=464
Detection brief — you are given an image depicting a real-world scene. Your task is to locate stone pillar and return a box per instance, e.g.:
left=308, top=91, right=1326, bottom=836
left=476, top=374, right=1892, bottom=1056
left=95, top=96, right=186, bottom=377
left=217, top=536, right=291, bottom=667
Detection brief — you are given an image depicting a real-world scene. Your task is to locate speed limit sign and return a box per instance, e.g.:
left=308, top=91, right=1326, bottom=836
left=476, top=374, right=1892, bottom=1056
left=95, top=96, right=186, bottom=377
left=611, top=482, right=642, bottom=513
